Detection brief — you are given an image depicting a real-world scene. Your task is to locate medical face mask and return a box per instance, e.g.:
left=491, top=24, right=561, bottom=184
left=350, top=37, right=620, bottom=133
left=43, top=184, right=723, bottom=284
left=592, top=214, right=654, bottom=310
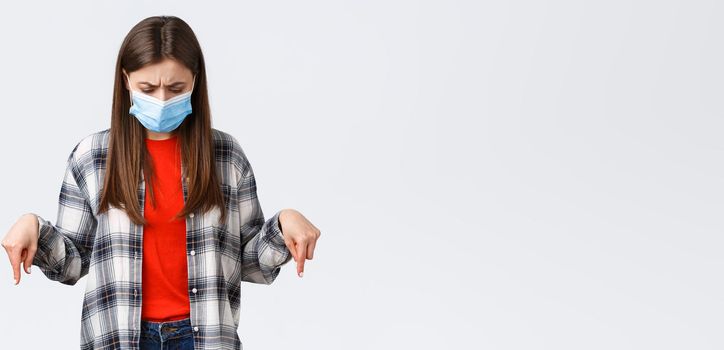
left=126, top=73, right=196, bottom=133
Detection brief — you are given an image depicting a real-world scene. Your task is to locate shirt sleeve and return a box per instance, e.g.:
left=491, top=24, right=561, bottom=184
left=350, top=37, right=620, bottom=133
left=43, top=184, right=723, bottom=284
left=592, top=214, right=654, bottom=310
left=236, top=160, right=293, bottom=285
left=32, top=142, right=98, bottom=286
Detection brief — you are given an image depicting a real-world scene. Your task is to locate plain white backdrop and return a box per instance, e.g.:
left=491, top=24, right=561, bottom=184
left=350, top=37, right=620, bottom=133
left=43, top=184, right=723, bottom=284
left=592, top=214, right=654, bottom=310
left=0, top=0, right=722, bottom=349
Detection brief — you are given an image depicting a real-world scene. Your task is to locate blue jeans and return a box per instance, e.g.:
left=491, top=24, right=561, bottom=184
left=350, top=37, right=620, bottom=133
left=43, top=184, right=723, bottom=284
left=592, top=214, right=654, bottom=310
left=139, top=317, right=195, bottom=350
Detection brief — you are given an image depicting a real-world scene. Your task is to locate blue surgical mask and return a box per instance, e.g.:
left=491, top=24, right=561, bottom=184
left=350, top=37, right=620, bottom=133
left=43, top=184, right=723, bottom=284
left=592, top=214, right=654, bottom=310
left=126, top=73, right=196, bottom=133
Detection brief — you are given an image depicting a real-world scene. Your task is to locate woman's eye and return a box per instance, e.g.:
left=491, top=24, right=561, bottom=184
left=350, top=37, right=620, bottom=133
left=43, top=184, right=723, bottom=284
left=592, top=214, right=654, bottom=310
left=170, top=89, right=183, bottom=93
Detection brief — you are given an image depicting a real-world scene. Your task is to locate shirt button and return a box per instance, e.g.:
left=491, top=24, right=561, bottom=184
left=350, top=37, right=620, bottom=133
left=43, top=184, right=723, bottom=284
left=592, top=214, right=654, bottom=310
left=192, top=288, right=197, bottom=293
left=189, top=213, right=194, bottom=218
left=134, top=289, right=137, bottom=297
left=193, top=326, right=199, bottom=332
left=190, top=250, right=195, bottom=256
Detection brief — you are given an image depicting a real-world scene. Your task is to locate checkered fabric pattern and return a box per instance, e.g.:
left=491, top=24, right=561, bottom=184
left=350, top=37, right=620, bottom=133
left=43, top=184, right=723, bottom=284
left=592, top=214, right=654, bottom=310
left=32, top=127, right=292, bottom=349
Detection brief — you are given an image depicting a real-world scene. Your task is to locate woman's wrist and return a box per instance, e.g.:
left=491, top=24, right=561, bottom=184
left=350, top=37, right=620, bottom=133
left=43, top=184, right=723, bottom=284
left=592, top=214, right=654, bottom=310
left=278, top=209, right=295, bottom=234
left=21, top=213, right=39, bottom=239
left=278, top=210, right=286, bottom=233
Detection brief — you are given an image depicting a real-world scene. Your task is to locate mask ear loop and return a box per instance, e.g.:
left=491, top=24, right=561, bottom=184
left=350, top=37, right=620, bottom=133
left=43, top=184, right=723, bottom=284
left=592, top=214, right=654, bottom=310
left=124, top=72, right=134, bottom=109
left=189, top=74, right=197, bottom=95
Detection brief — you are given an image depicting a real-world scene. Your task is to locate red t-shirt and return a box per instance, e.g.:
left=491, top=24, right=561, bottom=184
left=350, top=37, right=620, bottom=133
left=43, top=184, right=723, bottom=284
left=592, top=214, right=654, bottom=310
left=140, top=134, right=190, bottom=322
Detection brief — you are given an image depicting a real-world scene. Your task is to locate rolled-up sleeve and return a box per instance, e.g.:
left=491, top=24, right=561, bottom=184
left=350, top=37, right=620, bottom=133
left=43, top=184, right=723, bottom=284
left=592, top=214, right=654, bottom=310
left=235, top=153, right=293, bottom=285
left=33, top=142, right=97, bottom=286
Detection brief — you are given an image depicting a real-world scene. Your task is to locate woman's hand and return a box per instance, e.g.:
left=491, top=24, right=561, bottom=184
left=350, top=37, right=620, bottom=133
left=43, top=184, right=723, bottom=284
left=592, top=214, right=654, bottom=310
left=278, top=209, right=321, bottom=278
left=1, top=213, right=40, bottom=285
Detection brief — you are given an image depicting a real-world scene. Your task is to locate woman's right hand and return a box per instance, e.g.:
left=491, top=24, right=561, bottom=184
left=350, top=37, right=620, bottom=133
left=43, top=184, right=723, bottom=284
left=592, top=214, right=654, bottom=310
left=1, top=213, right=40, bottom=285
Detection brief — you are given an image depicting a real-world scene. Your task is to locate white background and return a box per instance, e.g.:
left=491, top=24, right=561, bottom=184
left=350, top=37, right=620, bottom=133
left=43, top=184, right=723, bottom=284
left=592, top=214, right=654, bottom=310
left=0, top=1, right=722, bottom=349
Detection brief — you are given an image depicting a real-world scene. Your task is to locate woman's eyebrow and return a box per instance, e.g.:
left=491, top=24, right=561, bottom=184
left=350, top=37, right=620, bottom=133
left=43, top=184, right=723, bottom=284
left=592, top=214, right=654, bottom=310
left=138, top=81, right=186, bottom=87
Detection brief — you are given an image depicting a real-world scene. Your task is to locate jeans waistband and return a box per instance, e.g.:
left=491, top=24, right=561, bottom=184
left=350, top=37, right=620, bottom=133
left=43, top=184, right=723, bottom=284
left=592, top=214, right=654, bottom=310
left=141, top=317, right=191, bottom=327
left=141, top=316, right=192, bottom=338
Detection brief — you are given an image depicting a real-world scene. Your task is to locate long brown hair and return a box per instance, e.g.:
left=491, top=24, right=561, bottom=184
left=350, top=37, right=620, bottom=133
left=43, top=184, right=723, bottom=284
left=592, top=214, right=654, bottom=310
left=98, top=15, right=227, bottom=226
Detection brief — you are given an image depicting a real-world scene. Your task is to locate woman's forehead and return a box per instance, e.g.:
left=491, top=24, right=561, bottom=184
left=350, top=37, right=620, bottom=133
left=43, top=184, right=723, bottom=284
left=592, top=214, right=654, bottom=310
left=126, top=58, right=193, bottom=83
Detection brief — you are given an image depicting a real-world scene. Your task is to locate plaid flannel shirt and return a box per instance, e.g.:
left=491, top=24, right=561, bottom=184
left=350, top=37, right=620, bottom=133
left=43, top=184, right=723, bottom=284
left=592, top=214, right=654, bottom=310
left=32, top=127, right=292, bottom=349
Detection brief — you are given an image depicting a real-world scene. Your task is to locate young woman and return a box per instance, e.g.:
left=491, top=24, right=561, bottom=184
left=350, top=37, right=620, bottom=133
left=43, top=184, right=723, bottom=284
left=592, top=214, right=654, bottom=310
left=1, top=15, right=321, bottom=350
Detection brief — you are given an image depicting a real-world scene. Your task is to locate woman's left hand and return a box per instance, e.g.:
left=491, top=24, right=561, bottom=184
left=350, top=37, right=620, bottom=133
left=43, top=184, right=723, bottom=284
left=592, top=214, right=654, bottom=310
left=278, top=209, right=321, bottom=277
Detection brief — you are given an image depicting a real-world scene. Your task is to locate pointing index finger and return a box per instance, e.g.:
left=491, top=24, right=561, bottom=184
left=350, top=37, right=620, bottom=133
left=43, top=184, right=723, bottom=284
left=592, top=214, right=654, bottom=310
left=295, top=243, right=306, bottom=278
left=7, top=248, right=21, bottom=285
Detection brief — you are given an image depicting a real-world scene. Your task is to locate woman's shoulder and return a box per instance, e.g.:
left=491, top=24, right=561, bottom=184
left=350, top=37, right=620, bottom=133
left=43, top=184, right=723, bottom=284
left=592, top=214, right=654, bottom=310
left=75, top=127, right=240, bottom=152
left=67, top=128, right=251, bottom=175
left=211, top=128, right=252, bottom=177
left=65, top=128, right=111, bottom=165
left=75, top=128, right=235, bottom=155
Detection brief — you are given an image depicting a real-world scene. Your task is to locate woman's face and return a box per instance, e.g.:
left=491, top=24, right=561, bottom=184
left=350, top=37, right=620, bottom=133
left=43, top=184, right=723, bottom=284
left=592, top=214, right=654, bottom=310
left=123, top=58, right=195, bottom=102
